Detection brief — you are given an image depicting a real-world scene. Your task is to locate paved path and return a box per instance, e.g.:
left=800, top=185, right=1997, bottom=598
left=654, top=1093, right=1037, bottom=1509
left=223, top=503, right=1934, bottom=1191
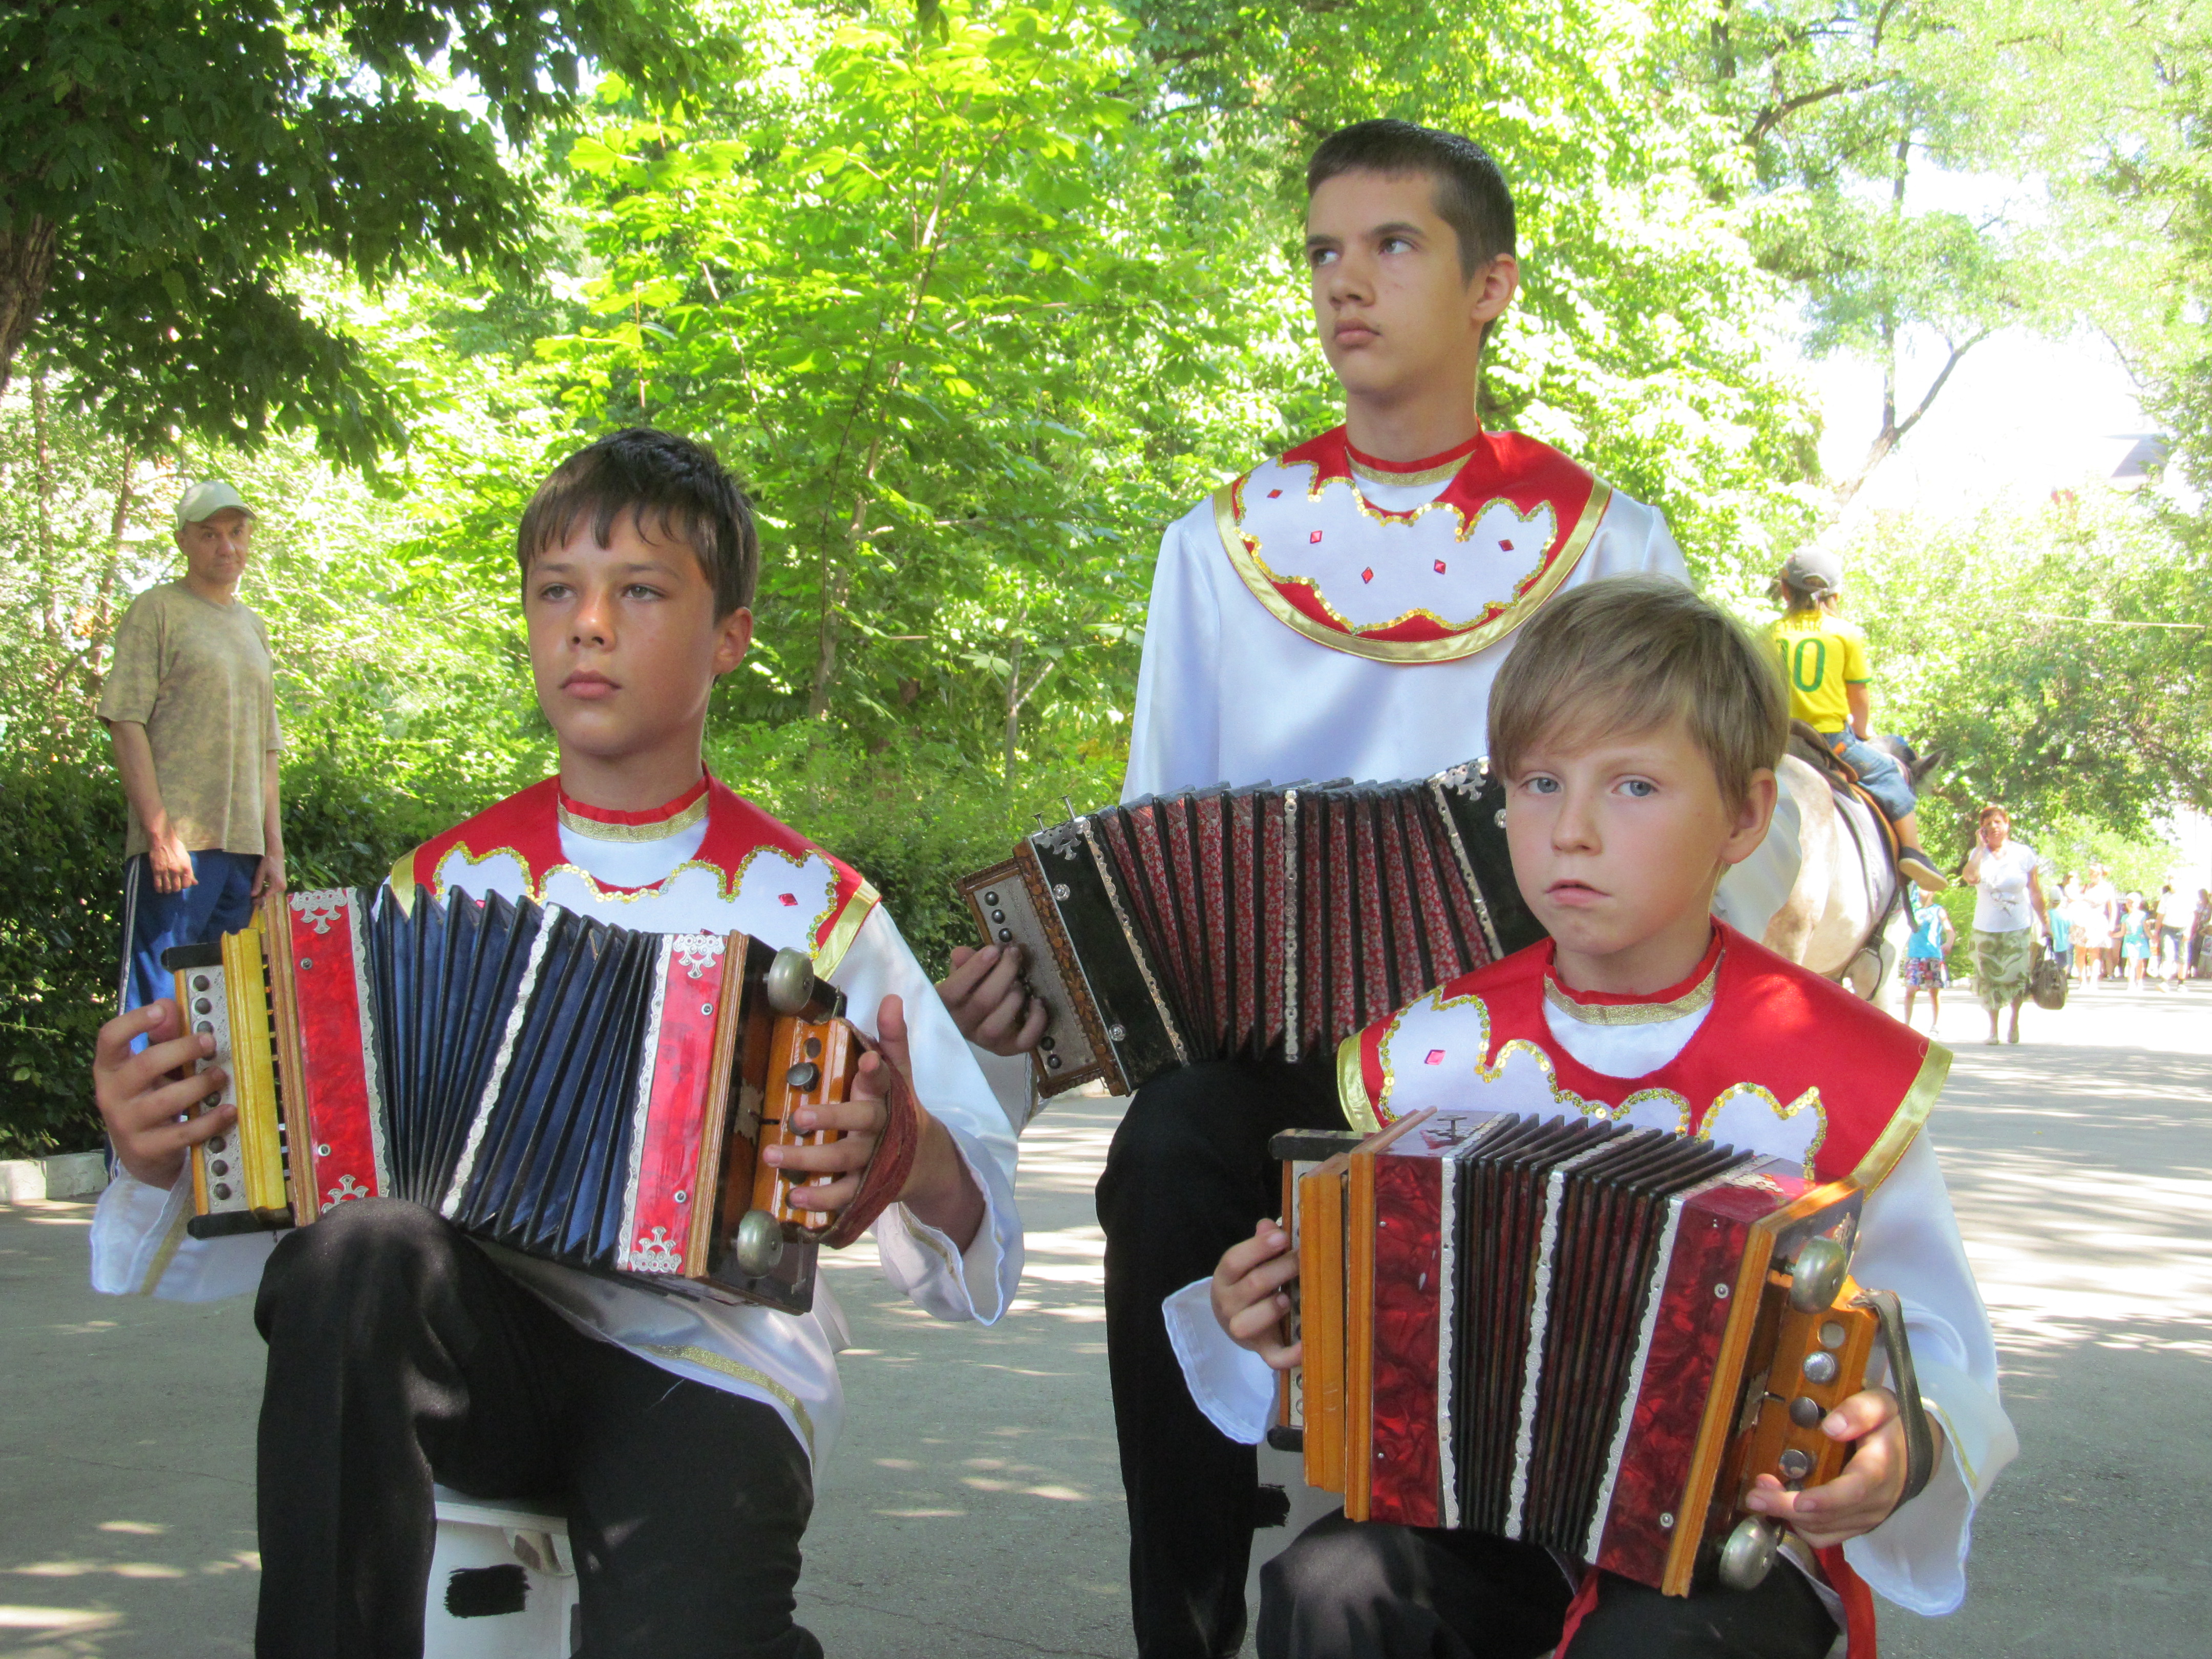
left=3, top=983, right=2207, bottom=1656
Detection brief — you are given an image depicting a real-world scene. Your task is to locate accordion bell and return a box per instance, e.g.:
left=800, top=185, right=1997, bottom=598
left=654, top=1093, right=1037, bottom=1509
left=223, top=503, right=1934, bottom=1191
left=1280, top=1109, right=1905, bottom=1597
left=164, top=886, right=876, bottom=1316
left=957, top=760, right=1545, bottom=1100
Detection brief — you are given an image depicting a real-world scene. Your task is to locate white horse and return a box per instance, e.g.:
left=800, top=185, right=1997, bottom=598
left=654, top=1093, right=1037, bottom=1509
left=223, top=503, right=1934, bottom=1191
left=1715, top=743, right=1910, bottom=1000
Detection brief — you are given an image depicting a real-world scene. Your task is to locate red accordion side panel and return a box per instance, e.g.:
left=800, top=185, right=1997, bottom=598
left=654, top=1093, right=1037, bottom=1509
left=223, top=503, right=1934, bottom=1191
left=1592, top=1175, right=1795, bottom=1584
left=618, top=935, right=735, bottom=1277
left=1367, top=1145, right=1446, bottom=1527
left=285, top=890, right=388, bottom=1212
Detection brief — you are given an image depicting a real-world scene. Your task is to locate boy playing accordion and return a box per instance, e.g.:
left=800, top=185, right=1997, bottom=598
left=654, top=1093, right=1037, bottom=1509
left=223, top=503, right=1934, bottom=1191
left=88, top=428, right=1024, bottom=1658
left=1179, top=577, right=2014, bottom=1658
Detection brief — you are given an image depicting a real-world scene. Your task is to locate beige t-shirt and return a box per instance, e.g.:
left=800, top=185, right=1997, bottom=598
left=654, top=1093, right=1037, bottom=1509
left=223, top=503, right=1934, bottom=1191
left=98, top=581, right=283, bottom=859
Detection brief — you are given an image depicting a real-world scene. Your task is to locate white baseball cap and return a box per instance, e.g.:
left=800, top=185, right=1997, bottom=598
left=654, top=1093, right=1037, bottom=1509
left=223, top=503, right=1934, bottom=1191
left=174, top=479, right=257, bottom=529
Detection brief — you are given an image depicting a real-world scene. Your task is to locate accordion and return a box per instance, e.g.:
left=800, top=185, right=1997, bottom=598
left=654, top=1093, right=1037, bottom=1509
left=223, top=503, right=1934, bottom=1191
left=955, top=760, right=1544, bottom=1099
left=163, top=886, right=912, bottom=1317
left=1277, top=1107, right=1931, bottom=1596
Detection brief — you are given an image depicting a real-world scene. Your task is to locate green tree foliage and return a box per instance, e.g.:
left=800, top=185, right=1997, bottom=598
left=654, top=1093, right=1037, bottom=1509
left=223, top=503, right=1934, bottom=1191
left=1840, top=488, right=2212, bottom=853
left=0, top=0, right=703, bottom=468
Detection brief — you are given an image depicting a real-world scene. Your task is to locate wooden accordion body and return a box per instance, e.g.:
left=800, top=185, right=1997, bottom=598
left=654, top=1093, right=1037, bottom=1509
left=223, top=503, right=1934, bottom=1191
left=166, top=886, right=865, bottom=1315
left=955, top=759, right=1547, bottom=1101
left=1280, top=1109, right=1878, bottom=1597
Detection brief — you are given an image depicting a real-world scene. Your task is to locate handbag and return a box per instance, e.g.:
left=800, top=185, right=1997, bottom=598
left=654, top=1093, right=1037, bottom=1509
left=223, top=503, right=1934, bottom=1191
left=2029, top=939, right=2069, bottom=1011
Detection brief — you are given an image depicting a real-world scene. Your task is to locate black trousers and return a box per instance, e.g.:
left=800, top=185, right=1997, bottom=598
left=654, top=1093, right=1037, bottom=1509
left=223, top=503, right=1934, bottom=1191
left=1259, top=1515, right=1839, bottom=1659
left=252, top=1198, right=819, bottom=1659
left=1095, top=1055, right=1348, bottom=1659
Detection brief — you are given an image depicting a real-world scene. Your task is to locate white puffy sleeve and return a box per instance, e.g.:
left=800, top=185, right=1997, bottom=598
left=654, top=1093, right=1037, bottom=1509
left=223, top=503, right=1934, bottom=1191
left=1840, top=1131, right=2019, bottom=1614
left=830, top=904, right=1024, bottom=1325
left=1162, top=1277, right=1277, bottom=1443
left=1123, top=505, right=1224, bottom=803
left=89, top=1168, right=276, bottom=1301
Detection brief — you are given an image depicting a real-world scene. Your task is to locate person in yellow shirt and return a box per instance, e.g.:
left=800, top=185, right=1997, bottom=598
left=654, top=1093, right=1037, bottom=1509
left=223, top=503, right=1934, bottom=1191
left=1768, top=546, right=1947, bottom=892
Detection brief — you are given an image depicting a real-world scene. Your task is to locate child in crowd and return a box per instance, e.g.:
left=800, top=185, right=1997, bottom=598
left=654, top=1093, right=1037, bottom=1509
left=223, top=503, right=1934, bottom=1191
left=2121, top=893, right=2151, bottom=987
left=87, top=428, right=1024, bottom=1657
left=1174, top=576, right=2012, bottom=1659
left=1901, top=886, right=1954, bottom=1030
left=1765, top=546, right=1946, bottom=892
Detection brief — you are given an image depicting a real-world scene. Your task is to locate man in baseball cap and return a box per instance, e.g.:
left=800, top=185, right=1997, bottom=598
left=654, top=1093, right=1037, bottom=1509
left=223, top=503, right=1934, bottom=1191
left=98, top=479, right=287, bottom=1032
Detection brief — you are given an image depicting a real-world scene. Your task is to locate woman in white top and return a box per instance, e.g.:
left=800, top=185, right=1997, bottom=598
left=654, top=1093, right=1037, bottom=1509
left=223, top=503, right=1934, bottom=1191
left=1961, top=803, right=2047, bottom=1044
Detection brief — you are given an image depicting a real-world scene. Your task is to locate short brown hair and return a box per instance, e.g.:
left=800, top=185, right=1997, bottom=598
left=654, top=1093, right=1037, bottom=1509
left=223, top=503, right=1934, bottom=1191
left=1488, top=575, right=1786, bottom=811
left=1306, top=120, right=1515, bottom=279
left=516, top=427, right=758, bottom=616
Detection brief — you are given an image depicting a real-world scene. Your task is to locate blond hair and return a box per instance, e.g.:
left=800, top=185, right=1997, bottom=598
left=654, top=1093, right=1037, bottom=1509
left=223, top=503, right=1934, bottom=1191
left=1488, top=575, right=1786, bottom=811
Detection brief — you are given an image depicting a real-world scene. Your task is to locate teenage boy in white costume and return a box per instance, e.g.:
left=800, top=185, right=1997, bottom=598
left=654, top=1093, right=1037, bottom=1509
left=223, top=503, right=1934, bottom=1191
left=941, top=118, right=1796, bottom=1658
left=88, top=428, right=1023, bottom=1659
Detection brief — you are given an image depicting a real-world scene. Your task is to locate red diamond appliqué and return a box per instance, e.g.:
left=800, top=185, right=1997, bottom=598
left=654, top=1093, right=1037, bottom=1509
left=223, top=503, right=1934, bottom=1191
left=1433, top=560, right=1448, bottom=574
left=1361, top=567, right=1374, bottom=583
left=1310, top=530, right=1324, bottom=544
left=778, top=893, right=798, bottom=907
left=1268, top=488, right=1283, bottom=499
left=1499, top=539, right=1514, bottom=552
left=1426, top=1049, right=1447, bottom=1066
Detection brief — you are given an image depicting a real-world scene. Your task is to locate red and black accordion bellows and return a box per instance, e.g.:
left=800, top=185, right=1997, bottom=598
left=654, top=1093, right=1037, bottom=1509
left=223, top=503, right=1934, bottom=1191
left=958, top=760, right=1545, bottom=1099
left=1280, top=1107, right=1928, bottom=1598
left=165, top=886, right=879, bottom=1316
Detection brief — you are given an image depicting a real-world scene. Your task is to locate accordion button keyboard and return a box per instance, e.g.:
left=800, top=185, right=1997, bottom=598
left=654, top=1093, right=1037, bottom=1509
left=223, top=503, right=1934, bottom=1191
left=1800, top=1351, right=1839, bottom=1386
left=786, top=1062, right=821, bottom=1092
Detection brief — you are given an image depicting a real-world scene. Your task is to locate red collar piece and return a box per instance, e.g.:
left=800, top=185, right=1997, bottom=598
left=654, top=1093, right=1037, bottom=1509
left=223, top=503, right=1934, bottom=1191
left=556, top=775, right=711, bottom=842
left=1542, top=929, right=1725, bottom=1026
left=1210, top=423, right=1613, bottom=663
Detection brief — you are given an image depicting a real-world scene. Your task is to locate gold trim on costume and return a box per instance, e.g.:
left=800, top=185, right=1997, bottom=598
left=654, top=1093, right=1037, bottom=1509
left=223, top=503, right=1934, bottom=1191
left=558, top=793, right=710, bottom=843
left=635, top=1343, right=817, bottom=1455
left=137, top=1200, right=194, bottom=1295
left=812, top=881, right=880, bottom=980
left=1543, top=961, right=1720, bottom=1027
left=1348, top=454, right=1475, bottom=490
left=387, top=851, right=420, bottom=911
left=1339, top=1033, right=1379, bottom=1134
left=1848, top=1041, right=1948, bottom=1190
left=1212, top=476, right=1612, bottom=665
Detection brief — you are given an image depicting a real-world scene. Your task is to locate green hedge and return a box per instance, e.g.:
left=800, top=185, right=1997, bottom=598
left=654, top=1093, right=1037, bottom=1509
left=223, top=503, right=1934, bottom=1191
left=0, top=731, right=1111, bottom=1157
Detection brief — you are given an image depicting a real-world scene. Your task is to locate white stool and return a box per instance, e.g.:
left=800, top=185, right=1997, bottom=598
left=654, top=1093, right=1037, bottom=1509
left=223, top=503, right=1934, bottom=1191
left=426, top=1488, right=581, bottom=1658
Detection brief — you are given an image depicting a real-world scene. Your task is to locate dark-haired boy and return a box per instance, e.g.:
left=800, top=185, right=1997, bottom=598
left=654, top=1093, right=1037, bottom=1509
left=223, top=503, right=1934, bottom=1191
left=88, top=428, right=1023, bottom=1658
left=1184, top=575, right=2014, bottom=1659
left=943, top=118, right=1797, bottom=1657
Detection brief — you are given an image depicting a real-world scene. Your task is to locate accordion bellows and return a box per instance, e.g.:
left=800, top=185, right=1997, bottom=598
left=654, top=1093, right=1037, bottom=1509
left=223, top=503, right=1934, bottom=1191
left=169, top=886, right=864, bottom=1314
left=1285, top=1108, right=1880, bottom=1596
left=958, top=760, right=1545, bottom=1099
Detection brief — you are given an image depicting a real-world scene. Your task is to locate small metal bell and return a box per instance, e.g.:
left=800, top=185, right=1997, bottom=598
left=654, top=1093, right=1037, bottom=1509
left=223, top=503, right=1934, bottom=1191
left=734, top=1208, right=785, bottom=1277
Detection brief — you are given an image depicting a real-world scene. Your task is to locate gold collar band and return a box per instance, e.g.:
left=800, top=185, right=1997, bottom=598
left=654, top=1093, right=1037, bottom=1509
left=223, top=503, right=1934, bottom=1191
left=1543, top=961, right=1721, bottom=1027
left=557, top=792, right=710, bottom=844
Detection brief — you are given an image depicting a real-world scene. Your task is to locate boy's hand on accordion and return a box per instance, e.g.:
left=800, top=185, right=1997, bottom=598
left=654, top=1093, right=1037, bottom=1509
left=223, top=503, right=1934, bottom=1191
left=93, top=998, right=234, bottom=1190
left=939, top=944, right=1048, bottom=1056
left=768, top=995, right=986, bottom=1250
left=1212, top=1219, right=1303, bottom=1370
left=1742, top=1387, right=1947, bottom=1547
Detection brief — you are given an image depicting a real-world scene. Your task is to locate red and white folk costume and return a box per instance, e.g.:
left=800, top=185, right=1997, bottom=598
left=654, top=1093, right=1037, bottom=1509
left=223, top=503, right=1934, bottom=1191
left=1165, top=926, right=2015, bottom=1632
left=91, top=773, right=1024, bottom=1469
left=1115, top=425, right=1802, bottom=938
left=1124, top=426, right=1684, bottom=797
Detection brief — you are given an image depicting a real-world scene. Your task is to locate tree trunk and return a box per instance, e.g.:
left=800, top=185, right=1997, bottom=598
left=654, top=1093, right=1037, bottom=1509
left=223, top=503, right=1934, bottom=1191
left=31, top=361, right=59, bottom=647
left=0, top=215, right=59, bottom=398
left=1003, top=636, right=1023, bottom=785
left=85, top=440, right=136, bottom=697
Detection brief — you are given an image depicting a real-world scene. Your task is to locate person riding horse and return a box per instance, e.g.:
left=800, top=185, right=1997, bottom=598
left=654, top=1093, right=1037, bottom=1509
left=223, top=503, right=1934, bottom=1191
left=1765, top=547, right=1948, bottom=894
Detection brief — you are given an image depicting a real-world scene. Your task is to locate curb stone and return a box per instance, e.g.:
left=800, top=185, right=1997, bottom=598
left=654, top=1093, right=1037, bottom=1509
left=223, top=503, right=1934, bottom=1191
left=0, top=1149, right=109, bottom=1202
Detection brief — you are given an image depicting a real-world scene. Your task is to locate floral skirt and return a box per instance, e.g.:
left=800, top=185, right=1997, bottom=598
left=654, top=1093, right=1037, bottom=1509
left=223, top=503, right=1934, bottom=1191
left=1973, top=927, right=2034, bottom=1011
left=1902, top=956, right=1946, bottom=989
